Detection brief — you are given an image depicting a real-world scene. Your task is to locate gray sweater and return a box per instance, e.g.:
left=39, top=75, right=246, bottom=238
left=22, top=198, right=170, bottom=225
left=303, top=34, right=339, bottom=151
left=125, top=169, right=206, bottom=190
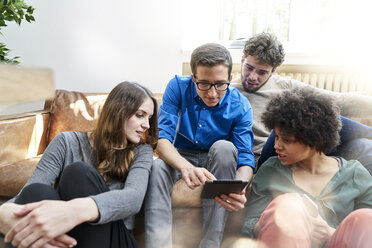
left=232, top=75, right=372, bottom=165
left=12, top=131, right=153, bottom=229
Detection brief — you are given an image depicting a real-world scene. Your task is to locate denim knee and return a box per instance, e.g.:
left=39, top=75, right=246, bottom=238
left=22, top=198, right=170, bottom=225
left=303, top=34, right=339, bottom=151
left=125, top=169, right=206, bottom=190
left=150, top=158, right=179, bottom=186
left=209, top=140, right=238, bottom=162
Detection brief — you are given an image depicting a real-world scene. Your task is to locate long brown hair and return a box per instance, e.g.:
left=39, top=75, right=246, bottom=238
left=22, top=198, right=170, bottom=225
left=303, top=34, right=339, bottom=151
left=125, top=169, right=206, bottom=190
left=92, top=82, right=158, bottom=183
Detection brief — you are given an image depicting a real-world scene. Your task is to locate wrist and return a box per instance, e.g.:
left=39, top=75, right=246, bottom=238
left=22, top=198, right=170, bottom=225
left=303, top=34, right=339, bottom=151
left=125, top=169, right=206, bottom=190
left=68, top=198, right=99, bottom=223
left=179, top=161, right=194, bottom=175
left=327, top=226, right=336, bottom=238
left=0, top=203, right=20, bottom=234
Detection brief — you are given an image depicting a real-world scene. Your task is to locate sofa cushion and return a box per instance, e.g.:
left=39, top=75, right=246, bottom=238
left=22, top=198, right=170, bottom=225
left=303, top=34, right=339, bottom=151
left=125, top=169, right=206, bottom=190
left=0, top=113, right=49, bottom=166
left=47, top=90, right=108, bottom=143
left=0, top=156, right=40, bottom=197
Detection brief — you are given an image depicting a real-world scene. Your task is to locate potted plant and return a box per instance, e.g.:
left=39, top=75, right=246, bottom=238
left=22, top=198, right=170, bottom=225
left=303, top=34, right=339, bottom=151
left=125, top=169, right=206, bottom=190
left=0, top=0, right=35, bottom=64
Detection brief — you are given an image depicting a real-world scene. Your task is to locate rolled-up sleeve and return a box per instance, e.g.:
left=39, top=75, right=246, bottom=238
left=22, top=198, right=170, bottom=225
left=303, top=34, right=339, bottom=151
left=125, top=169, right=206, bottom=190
left=231, top=95, right=255, bottom=169
left=158, top=77, right=182, bottom=143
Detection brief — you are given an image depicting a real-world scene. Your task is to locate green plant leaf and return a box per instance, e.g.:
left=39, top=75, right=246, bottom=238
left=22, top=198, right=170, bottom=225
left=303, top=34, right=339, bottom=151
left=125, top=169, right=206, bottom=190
left=0, top=0, right=35, bottom=63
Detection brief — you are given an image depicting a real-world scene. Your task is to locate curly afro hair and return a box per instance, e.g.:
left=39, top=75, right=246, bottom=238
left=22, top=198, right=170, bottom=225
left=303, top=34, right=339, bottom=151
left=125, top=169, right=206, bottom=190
left=262, top=87, right=341, bottom=153
left=243, top=32, right=285, bottom=68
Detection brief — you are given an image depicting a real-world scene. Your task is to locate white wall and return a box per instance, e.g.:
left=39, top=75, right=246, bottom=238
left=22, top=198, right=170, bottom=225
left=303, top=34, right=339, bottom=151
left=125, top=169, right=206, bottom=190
left=3, top=0, right=184, bottom=94
left=4, top=0, right=372, bottom=97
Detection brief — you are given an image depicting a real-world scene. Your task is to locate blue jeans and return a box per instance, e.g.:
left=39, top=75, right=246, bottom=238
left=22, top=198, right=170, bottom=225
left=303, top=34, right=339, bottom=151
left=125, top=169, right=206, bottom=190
left=258, top=116, right=372, bottom=175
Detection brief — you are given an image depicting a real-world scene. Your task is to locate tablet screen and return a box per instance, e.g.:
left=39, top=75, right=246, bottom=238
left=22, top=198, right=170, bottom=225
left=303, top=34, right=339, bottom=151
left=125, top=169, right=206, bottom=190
left=201, top=179, right=249, bottom=199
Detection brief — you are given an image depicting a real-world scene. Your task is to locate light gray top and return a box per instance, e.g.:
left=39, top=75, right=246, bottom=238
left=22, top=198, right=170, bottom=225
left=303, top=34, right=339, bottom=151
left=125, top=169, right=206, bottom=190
left=11, top=131, right=153, bottom=229
left=232, top=74, right=372, bottom=165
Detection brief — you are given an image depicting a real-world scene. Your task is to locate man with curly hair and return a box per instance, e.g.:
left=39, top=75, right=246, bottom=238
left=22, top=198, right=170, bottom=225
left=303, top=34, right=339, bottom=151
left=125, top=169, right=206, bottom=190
left=233, top=32, right=372, bottom=174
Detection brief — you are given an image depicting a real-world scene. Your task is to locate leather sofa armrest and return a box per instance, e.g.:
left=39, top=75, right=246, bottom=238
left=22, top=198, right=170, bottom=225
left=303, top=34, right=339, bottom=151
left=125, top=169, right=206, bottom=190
left=0, top=156, right=40, bottom=197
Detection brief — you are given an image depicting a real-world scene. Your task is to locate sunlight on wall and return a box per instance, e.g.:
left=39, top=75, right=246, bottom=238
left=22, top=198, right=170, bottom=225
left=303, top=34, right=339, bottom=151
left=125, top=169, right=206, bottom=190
left=181, top=0, right=372, bottom=72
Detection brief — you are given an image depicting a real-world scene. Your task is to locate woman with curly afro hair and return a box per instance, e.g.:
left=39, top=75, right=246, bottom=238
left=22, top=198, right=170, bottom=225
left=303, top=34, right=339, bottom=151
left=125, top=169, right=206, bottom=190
left=242, top=87, right=372, bottom=248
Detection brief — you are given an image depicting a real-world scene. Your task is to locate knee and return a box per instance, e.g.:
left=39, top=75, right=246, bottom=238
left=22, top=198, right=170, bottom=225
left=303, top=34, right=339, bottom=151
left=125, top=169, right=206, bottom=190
left=61, top=161, right=96, bottom=178
left=259, top=193, right=312, bottom=238
left=210, top=140, right=236, bottom=153
left=265, top=193, right=310, bottom=224
left=150, top=159, right=174, bottom=184
left=16, top=183, right=59, bottom=204
left=209, top=140, right=237, bottom=160
left=343, top=208, right=372, bottom=226
left=59, top=161, right=100, bottom=186
left=151, top=159, right=169, bottom=176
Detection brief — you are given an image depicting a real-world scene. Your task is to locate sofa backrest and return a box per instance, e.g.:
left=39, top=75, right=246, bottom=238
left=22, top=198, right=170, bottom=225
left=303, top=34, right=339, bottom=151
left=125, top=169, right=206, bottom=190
left=47, top=90, right=108, bottom=144
left=183, top=62, right=371, bottom=95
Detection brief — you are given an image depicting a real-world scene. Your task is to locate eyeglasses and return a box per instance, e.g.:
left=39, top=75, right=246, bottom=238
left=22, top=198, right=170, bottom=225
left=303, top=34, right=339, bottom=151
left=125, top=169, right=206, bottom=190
left=192, top=76, right=230, bottom=91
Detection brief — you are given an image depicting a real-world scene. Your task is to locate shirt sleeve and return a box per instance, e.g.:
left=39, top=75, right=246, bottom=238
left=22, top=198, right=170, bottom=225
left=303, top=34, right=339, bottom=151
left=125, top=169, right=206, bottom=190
left=158, top=77, right=182, bottom=143
left=91, top=144, right=153, bottom=224
left=24, top=133, right=67, bottom=186
left=354, top=162, right=372, bottom=209
left=8, top=133, right=67, bottom=203
left=231, top=95, right=255, bottom=169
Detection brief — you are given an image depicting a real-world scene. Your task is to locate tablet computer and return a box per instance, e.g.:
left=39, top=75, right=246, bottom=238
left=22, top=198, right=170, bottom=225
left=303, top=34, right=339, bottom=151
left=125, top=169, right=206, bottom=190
left=201, top=179, right=249, bottom=199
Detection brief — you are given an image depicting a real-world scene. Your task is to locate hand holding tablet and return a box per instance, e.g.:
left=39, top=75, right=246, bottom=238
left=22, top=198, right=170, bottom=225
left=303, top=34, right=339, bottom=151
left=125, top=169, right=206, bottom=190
left=201, top=179, right=249, bottom=199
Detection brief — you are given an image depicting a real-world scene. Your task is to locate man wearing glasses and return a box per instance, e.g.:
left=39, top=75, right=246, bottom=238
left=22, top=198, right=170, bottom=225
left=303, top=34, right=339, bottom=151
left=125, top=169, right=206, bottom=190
left=145, top=43, right=254, bottom=248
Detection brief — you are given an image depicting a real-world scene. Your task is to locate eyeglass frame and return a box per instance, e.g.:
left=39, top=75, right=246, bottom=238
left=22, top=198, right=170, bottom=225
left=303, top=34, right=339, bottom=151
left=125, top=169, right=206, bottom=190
left=191, top=74, right=231, bottom=91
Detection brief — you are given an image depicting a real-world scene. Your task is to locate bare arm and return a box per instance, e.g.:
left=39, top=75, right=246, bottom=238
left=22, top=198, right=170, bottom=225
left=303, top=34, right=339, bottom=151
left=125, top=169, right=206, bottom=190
left=236, top=165, right=254, bottom=182
left=156, top=138, right=216, bottom=189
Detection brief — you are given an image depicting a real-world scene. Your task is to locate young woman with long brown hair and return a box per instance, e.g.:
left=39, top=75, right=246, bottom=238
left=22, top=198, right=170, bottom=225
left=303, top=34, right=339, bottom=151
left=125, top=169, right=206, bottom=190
left=0, top=82, right=158, bottom=248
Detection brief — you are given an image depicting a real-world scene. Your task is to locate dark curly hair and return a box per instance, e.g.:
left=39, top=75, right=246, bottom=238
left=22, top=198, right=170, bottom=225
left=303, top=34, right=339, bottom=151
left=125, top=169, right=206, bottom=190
left=262, top=87, right=341, bottom=153
left=243, top=32, right=285, bottom=69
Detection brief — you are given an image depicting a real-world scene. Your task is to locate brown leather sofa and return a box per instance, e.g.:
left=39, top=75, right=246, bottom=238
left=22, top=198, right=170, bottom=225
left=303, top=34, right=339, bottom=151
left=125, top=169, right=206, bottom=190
left=0, top=89, right=248, bottom=248
left=2, top=88, right=372, bottom=248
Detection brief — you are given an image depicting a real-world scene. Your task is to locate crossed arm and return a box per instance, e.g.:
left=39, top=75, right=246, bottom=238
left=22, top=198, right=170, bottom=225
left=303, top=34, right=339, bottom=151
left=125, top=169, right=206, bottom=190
left=0, top=198, right=98, bottom=248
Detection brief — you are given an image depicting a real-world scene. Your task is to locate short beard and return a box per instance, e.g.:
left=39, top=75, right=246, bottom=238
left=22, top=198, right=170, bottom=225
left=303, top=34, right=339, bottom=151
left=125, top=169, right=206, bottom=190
left=241, top=73, right=272, bottom=93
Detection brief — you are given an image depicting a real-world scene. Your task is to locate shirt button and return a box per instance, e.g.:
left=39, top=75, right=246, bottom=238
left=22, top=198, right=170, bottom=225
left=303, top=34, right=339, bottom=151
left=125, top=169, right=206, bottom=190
left=195, top=141, right=199, bottom=144
left=199, top=124, right=202, bottom=127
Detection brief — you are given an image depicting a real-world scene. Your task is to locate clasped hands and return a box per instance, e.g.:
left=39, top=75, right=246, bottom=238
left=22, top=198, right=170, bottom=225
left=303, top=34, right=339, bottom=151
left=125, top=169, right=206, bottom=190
left=180, top=165, right=246, bottom=212
left=0, top=201, right=77, bottom=248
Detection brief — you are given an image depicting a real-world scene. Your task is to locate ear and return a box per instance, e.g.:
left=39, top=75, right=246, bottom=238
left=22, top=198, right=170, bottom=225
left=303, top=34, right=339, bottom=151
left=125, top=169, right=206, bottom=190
left=241, top=55, right=245, bottom=64
left=228, top=74, right=233, bottom=82
left=272, top=67, right=277, bottom=73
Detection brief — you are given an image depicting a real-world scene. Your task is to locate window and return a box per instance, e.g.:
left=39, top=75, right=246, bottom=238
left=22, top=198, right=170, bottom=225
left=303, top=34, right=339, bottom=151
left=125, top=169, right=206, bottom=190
left=181, top=0, right=371, bottom=66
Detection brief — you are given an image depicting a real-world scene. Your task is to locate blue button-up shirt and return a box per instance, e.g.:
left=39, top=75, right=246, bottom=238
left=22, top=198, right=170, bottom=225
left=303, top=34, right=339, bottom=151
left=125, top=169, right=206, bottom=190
left=158, top=75, right=255, bottom=169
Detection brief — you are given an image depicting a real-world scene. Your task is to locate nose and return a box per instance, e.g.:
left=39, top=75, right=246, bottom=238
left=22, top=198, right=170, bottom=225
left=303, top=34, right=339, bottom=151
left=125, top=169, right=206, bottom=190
left=248, top=70, right=258, bottom=81
left=207, top=85, right=218, bottom=96
left=274, top=137, right=282, bottom=151
left=142, top=117, right=150, bottom=130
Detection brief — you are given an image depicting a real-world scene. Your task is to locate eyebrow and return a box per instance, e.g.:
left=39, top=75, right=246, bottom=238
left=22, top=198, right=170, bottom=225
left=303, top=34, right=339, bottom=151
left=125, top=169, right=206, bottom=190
left=137, top=108, right=153, bottom=116
left=198, top=80, right=229, bottom=84
left=245, top=63, right=270, bottom=74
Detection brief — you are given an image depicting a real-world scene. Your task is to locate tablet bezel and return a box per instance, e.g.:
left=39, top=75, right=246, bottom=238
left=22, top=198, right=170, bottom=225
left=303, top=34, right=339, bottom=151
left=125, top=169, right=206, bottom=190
left=200, top=179, right=249, bottom=199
